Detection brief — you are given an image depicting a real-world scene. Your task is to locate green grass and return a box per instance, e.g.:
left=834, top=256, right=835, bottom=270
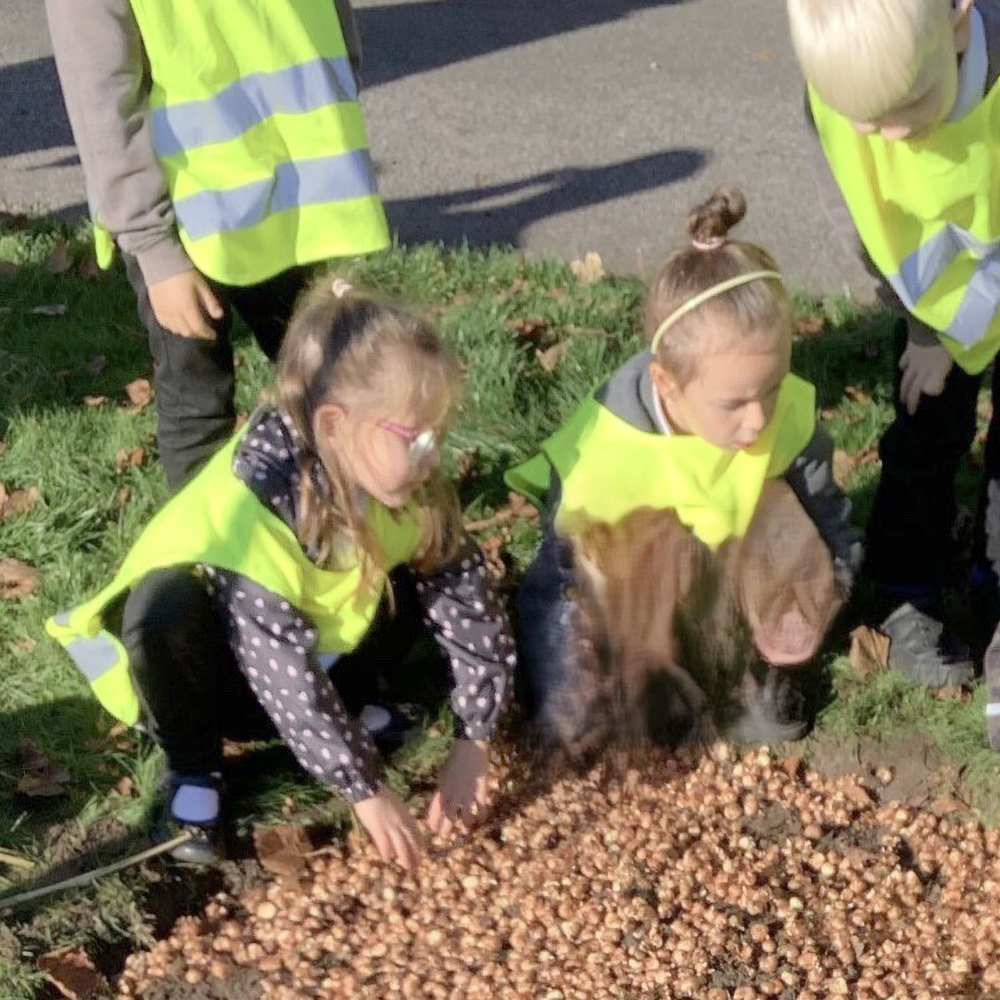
left=0, top=220, right=996, bottom=996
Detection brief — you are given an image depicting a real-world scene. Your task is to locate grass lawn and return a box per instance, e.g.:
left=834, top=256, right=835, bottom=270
left=1, top=218, right=998, bottom=997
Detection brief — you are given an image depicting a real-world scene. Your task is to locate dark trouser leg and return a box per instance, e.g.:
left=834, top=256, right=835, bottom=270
left=866, top=319, right=981, bottom=602
left=972, top=360, right=1000, bottom=571
left=517, top=529, right=596, bottom=744
left=125, top=256, right=236, bottom=492
left=228, top=266, right=313, bottom=361
left=121, top=568, right=275, bottom=775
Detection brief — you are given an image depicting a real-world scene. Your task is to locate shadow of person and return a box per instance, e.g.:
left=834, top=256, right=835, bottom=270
left=384, top=147, right=708, bottom=248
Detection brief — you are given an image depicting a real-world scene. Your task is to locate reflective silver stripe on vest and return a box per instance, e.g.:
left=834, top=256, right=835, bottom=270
left=152, top=56, right=358, bottom=157
left=174, top=148, right=378, bottom=240
left=65, top=633, right=120, bottom=682
left=888, top=223, right=1000, bottom=347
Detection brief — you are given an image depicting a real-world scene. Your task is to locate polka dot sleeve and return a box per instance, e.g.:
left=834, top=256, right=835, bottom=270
left=413, top=537, right=515, bottom=741
left=200, top=566, right=384, bottom=804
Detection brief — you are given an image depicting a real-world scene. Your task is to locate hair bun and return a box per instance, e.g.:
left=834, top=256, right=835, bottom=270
left=685, top=187, right=747, bottom=244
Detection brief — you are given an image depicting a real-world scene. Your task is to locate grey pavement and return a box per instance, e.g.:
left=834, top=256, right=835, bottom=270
left=0, top=0, right=875, bottom=297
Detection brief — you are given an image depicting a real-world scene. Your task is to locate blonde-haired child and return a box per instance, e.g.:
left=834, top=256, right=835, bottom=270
left=508, top=189, right=861, bottom=748
left=47, top=279, right=515, bottom=866
left=787, top=0, right=991, bottom=692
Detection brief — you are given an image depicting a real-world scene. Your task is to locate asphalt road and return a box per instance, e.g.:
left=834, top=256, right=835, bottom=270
left=0, top=0, right=875, bottom=296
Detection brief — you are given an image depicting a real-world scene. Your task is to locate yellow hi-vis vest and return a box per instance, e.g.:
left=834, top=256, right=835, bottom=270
left=46, top=429, right=423, bottom=725
left=505, top=373, right=816, bottom=549
left=809, top=81, right=1000, bottom=374
left=94, top=0, right=389, bottom=285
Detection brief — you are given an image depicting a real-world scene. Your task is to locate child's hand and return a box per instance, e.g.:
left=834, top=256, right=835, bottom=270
left=148, top=269, right=224, bottom=341
left=427, top=739, right=490, bottom=839
left=353, top=786, right=424, bottom=869
left=899, top=341, right=952, bottom=416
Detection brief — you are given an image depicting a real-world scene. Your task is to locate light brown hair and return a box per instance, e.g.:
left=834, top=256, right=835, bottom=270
left=645, top=187, right=791, bottom=384
left=276, top=277, right=464, bottom=597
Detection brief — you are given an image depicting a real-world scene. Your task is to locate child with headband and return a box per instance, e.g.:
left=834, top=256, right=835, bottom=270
left=48, top=278, right=515, bottom=867
left=507, top=188, right=862, bottom=749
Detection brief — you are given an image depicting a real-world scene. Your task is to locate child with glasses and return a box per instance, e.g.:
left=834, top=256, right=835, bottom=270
left=47, top=277, right=515, bottom=867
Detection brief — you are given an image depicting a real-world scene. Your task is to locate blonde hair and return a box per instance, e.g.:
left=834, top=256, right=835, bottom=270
left=787, top=0, right=953, bottom=122
left=276, top=277, right=464, bottom=596
left=645, top=187, right=790, bottom=384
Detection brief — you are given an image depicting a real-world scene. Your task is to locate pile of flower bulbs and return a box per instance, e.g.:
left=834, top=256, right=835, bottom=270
left=117, top=743, right=1000, bottom=1000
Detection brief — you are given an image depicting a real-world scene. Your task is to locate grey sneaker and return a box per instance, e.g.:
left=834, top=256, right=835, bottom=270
left=724, top=666, right=810, bottom=744
left=880, top=603, right=974, bottom=688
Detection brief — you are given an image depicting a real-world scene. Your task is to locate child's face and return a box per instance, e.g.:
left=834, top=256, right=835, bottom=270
left=849, top=2, right=971, bottom=141
left=650, top=317, right=791, bottom=452
left=314, top=401, right=444, bottom=509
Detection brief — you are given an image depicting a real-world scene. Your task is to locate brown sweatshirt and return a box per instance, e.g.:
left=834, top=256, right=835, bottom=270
left=45, top=0, right=362, bottom=287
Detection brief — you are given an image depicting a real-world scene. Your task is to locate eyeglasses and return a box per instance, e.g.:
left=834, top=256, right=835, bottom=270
left=376, top=418, right=439, bottom=466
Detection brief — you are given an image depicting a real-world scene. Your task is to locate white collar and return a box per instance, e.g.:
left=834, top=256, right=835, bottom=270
left=650, top=387, right=674, bottom=436
left=947, top=5, right=987, bottom=121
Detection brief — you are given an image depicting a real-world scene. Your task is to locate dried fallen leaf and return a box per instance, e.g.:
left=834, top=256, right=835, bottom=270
left=113, top=776, right=136, bottom=797
left=0, top=558, right=40, bottom=600
left=848, top=624, right=891, bottom=675
left=0, top=484, right=40, bottom=520
left=480, top=533, right=507, bottom=580
left=123, top=377, right=153, bottom=412
left=464, top=491, right=538, bottom=532
left=254, top=823, right=312, bottom=880
left=932, top=686, right=972, bottom=703
left=536, top=340, right=571, bottom=374
left=115, top=486, right=131, bottom=509
left=456, top=447, right=480, bottom=482
left=795, top=314, right=825, bottom=335
left=38, top=947, right=108, bottom=999
left=17, top=736, right=70, bottom=797
left=46, top=240, right=74, bottom=274
left=115, top=446, right=145, bottom=471
left=31, top=304, right=68, bottom=317
left=832, top=449, right=856, bottom=486
left=844, top=384, right=872, bottom=406
left=83, top=396, right=108, bottom=407
left=928, top=793, right=969, bottom=817
left=570, top=251, right=605, bottom=283
left=87, top=354, right=107, bottom=376
left=505, top=317, right=551, bottom=342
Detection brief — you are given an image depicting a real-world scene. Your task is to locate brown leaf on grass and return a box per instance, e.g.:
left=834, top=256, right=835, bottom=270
left=113, top=776, right=136, bottom=797
left=87, top=355, right=107, bottom=376
left=848, top=624, right=891, bottom=675
left=480, top=533, right=507, bottom=580
left=928, top=793, right=969, bottom=817
left=844, top=384, right=872, bottom=406
left=795, top=314, right=825, bottom=336
left=114, top=486, right=132, bottom=510
left=253, top=823, right=312, bottom=880
left=78, top=255, right=106, bottom=282
left=464, top=491, right=538, bottom=532
left=932, top=686, right=972, bottom=703
left=0, top=484, right=39, bottom=520
left=83, top=395, right=108, bottom=407
left=0, top=558, right=41, bottom=600
left=46, top=240, right=74, bottom=275
left=115, top=446, right=145, bottom=471
left=505, top=316, right=551, bottom=342
left=31, top=304, right=68, bottom=317
left=17, top=736, right=70, bottom=797
left=832, top=449, right=856, bottom=486
left=123, top=377, right=153, bottom=412
left=38, top=947, right=108, bottom=999
left=570, top=251, right=605, bottom=283
left=536, top=340, right=571, bottom=374
left=456, top=447, right=480, bottom=482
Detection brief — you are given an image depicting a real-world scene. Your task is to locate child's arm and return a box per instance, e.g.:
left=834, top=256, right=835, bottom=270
left=781, top=426, right=864, bottom=596
left=412, top=537, right=515, bottom=833
left=45, top=0, right=192, bottom=287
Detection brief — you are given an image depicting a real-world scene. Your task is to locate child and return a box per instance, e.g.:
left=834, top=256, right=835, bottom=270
left=45, top=0, right=388, bottom=491
left=787, top=0, right=996, bottom=688
left=47, top=280, right=515, bottom=867
left=507, top=189, right=861, bottom=748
